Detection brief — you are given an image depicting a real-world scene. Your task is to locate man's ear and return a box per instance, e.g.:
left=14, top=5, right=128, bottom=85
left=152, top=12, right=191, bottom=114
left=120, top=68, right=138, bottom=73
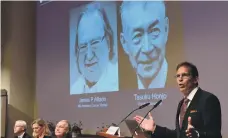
left=120, top=32, right=129, bottom=55
left=105, top=35, right=111, bottom=52
left=194, top=76, right=199, bottom=84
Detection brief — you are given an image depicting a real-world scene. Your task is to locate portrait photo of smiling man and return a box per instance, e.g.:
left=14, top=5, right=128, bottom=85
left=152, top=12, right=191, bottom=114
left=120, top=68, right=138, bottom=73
left=70, top=2, right=118, bottom=94
left=119, top=1, right=169, bottom=90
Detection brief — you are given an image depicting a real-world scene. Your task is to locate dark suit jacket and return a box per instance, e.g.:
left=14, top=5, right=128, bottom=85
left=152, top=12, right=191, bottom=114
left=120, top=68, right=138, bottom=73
left=151, top=88, right=222, bottom=138
left=14, top=132, right=31, bottom=138
left=51, top=133, right=72, bottom=138
left=43, top=136, right=52, bottom=138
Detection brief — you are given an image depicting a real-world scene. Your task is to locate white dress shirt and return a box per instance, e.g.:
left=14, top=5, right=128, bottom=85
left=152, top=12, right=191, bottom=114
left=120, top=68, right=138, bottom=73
left=71, top=62, right=118, bottom=94
left=18, top=132, right=25, bottom=138
left=186, top=86, right=199, bottom=107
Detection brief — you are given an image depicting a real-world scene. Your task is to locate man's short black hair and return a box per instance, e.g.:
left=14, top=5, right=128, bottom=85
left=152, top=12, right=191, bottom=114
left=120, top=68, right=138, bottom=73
left=176, top=61, right=199, bottom=79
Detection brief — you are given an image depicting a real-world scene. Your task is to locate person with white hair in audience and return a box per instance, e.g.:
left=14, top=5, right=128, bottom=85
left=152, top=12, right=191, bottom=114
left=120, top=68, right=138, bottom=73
left=54, top=120, right=71, bottom=138
left=14, top=120, right=32, bottom=138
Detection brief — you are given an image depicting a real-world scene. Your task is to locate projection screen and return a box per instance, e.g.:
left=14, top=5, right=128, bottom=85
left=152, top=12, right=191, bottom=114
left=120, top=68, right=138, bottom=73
left=36, top=1, right=228, bottom=137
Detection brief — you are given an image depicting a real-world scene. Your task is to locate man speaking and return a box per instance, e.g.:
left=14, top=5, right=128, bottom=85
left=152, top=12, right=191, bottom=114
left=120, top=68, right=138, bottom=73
left=134, top=62, right=222, bottom=138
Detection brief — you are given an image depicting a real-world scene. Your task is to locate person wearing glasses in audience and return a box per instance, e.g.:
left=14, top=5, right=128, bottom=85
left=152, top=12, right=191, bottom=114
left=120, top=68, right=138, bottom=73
left=31, top=119, right=52, bottom=138
left=14, top=120, right=31, bottom=138
left=71, top=3, right=118, bottom=94
left=134, top=61, right=222, bottom=138
left=119, top=1, right=169, bottom=90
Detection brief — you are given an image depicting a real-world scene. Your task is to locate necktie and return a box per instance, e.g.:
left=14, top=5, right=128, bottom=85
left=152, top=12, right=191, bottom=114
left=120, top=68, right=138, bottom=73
left=179, top=98, right=189, bottom=128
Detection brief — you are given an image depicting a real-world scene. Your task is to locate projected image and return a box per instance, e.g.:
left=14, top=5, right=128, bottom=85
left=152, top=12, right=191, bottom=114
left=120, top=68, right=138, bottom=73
left=119, top=1, right=169, bottom=90
left=70, top=2, right=118, bottom=94
left=37, top=0, right=228, bottom=136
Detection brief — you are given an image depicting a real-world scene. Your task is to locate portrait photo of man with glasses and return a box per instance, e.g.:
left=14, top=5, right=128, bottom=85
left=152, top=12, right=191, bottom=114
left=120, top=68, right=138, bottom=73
left=69, top=2, right=118, bottom=94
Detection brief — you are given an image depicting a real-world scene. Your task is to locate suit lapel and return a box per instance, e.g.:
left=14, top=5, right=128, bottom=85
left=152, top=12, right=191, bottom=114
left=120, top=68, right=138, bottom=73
left=23, top=132, right=28, bottom=138
left=22, top=133, right=26, bottom=138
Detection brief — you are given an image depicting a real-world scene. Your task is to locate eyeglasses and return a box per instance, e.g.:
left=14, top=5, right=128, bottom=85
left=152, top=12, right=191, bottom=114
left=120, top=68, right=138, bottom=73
left=78, top=34, right=106, bottom=53
left=174, top=73, right=191, bottom=79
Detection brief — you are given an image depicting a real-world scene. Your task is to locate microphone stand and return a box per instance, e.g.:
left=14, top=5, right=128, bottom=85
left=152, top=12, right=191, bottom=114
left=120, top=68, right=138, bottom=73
left=131, top=100, right=162, bottom=138
left=117, top=108, right=138, bottom=126
left=117, top=103, right=150, bottom=126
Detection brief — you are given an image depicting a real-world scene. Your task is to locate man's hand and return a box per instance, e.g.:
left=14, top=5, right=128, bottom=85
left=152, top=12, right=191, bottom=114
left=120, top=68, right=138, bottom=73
left=186, top=117, right=199, bottom=138
left=134, top=112, right=156, bottom=132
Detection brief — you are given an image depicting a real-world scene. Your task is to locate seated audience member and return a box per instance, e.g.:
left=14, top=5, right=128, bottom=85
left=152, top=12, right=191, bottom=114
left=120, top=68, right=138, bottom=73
left=14, top=120, right=31, bottom=138
left=31, top=119, right=52, bottom=138
left=54, top=120, right=71, bottom=138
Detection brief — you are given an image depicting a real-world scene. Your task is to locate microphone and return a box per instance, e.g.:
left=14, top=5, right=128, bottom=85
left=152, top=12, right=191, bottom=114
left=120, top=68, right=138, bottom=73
left=117, top=103, right=150, bottom=126
left=138, top=103, right=150, bottom=109
left=152, top=100, right=162, bottom=109
left=132, top=100, right=162, bottom=137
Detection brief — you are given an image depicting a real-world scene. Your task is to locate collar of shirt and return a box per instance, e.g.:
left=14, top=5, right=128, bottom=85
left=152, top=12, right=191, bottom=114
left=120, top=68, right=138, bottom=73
left=18, top=132, right=25, bottom=138
left=186, top=86, right=199, bottom=107
left=138, top=59, right=168, bottom=89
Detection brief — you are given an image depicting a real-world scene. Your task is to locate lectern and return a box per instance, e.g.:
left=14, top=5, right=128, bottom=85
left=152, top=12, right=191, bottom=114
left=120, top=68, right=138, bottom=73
left=97, top=120, right=146, bottom=138
left=97, top=131, right=146, bottom=138
left=97, top=132, right=129, bottom=138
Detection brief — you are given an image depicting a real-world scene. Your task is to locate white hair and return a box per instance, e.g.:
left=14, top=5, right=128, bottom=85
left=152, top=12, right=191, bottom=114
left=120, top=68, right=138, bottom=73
left=120, top=1, right=166, bottom=33
left=15, top=120, right=27, bottom=130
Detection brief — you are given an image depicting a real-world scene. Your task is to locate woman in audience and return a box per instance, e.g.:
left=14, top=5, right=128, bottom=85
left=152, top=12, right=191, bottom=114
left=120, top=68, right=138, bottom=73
left=31, top=118, right=52, bottom=138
